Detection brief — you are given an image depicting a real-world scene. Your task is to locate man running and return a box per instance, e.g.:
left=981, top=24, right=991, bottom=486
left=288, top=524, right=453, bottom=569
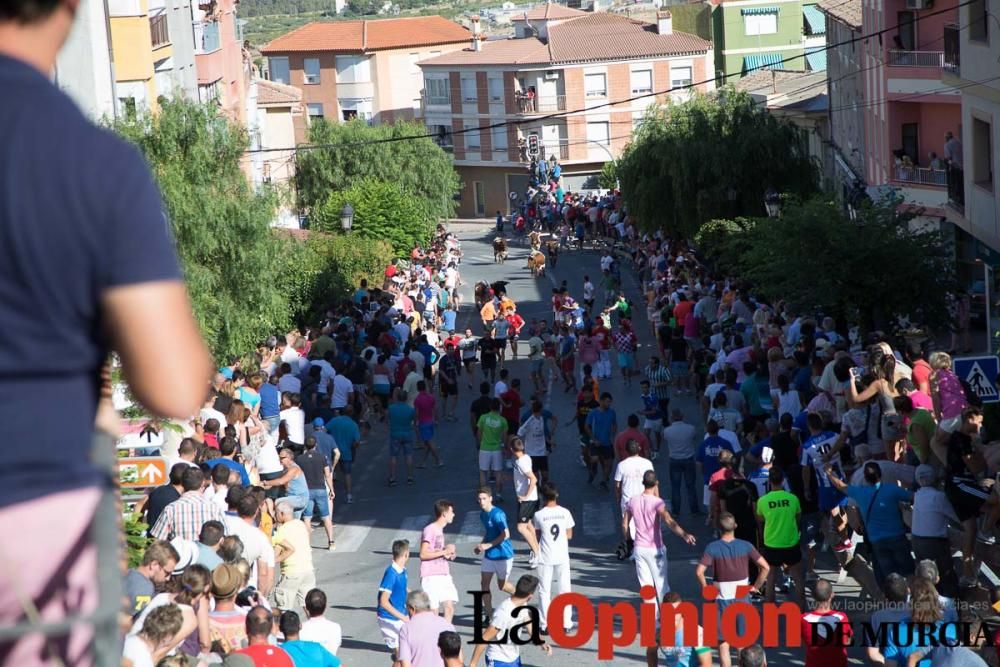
left=475, top=399, right=508, bottom=502
left=585, top=392, right=618, bottom=490
left=474, top=488, right=516, bottom=624
left=420, top=500, right=459, bottom=623
left=511, top=438, right=542, bottom=568
left=532, top=483, right=576, bottom=634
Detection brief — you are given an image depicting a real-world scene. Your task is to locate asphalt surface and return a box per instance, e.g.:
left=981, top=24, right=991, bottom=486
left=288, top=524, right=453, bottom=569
left=311, top=223, right=854, bottom=666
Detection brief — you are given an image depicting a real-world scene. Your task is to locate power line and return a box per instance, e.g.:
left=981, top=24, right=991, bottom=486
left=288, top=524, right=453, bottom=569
left=244, top=0, right=973, bottom=155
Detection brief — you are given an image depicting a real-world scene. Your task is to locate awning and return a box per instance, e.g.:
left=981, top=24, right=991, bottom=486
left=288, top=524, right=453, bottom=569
left=805, top=47, right=827, bottom=71
left=742, top=52, right=784, bottom=73
left=802, top=4, right=826, bottom=34
left=741, top=6, right=779, bottom=15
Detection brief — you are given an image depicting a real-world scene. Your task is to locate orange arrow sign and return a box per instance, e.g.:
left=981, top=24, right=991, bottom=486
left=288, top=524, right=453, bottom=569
left=118, top=457, right=167, bottom=488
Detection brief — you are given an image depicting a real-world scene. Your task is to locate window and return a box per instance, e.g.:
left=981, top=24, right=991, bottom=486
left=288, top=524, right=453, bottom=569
left=488, top=76, right=504, bottom=102
left=465, top=129, right=481, bottom=150
left=307, top=103, right=324, bottom=120
left=973, top=118, right=993, bottom=188
left=744, top=12, right=778, bottom=35
left=269, top=56, right=289, bottom=84
left=492, top=125, right=508, bottom=151
left=584, top=73, right=607, bottom=98
left=429, top=124, right=452, bottom=148
left=409, top=53, right=420, bottom=74
left=119, top=97, right=137, bottom=118
left=424, top=77, right=450, bottom=105
left=336, top=55, right=371, bottom=83
left=461, top=76, right=478, bottom=103
left=670, top=66, right=692, bottom=89
left=631, top=69, right=652, bottom=94
left=970, top=0, right=988, bottom=41
left=586, top=121, right=610, bottom=146
left=303, top=58, right=320, bottom=85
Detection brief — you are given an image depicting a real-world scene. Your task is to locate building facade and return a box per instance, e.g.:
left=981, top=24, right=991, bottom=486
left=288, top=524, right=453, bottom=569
left=710, top=0, right=827, bottom=80
left=54, top=0, right=117, bottom=120
left=261, top=16, right=472, bottom=142
left=193, top=0, right=247, bottom=121
left=419, top=10, right=714, bottom=218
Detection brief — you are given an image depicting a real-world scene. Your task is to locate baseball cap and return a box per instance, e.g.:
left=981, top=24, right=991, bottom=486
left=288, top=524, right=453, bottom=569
left=312, top=417, right=325, bottom=428
left=169, top=538, right=198, bottom=575
left=211, top=563, right=243, bottom=599
left=219, top=367, right=234, bottom=380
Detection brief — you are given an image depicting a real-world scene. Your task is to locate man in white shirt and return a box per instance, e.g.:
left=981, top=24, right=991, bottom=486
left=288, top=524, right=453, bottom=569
left=469, top=575, right=552, bottom=667
left=517, top=400, right=551, bottom=482
left=224, top=494, right=274, bottom=595
left=583, top=276, right=595, bottom=310
left=200, top=394, right=228, bottom=431
left=615, top=440, right=654, bottom=539
left=330, top=367, right=354, bottom=411
left=311, top=355, right=336, bottom=396
left=279, top=394, right=305, bottom=444
left=300, top=588, right=343, bottom=656
left=203, top=464, right=230, bottom=512
left=532, top=482, right=575, bottom=633
left=512, top=439, right=542, bottom=568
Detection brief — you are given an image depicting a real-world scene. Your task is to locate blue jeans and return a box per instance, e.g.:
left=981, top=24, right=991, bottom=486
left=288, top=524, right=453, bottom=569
left=668, top=457, right=699, bottom=514
left=870, top=534, right=915, bottom=581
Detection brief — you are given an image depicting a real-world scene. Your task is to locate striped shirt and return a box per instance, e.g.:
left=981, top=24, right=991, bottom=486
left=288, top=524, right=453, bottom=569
left=150, top=491, right=228, bottom=541
left=646, top=364, right=672, bottom=400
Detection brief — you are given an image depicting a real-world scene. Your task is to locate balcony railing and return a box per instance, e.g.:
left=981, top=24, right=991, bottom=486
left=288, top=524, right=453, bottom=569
left=513, top=94, right=567, bottom=114
left=944, top=23, right=960, bottom=75
left=887, top=50, right=944, bottom=67
left=893, top=164, right=947, bottom=186
left=150, top=13, right=169, bottom=48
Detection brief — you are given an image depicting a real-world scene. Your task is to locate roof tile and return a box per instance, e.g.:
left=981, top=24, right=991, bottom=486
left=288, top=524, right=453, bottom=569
left=816, top=0, right=861, bottom=31
left=513, top=4, right=589, bottom=21
left=262, top=16, right=470, bottom=54
left=256, top=78, right=303, bottom=106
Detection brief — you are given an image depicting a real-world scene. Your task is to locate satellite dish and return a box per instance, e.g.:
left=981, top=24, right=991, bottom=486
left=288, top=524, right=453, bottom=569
left=509, top=191, right=518, bottom=200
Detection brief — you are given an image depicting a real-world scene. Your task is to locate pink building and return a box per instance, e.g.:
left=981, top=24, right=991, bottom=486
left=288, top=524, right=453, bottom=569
left=194, top=0, right=247, bottom=122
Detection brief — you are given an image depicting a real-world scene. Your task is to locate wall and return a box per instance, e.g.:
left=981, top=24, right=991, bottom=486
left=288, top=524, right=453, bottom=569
left=55, top=0, right=117, bottom=120
left=716, top=0, right=805, bottom=78
left=373, top=42, right=466, bottom=123
left=827, top=17, right=865, bottom=182
left=963, top=92, right=1000, bottom=247
left=165, top=0, right=197, bottom=99
left=263, top=106, right=298, bottom=183
left=217, top=0, right=245, bottom=122
left=111, top=14, right=154, bottom=83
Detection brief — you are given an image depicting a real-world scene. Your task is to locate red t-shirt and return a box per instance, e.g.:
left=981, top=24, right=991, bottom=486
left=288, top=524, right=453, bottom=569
left=500, top=389, right=523, bottom=427
left=912, top=359, right=932, bottom=393
left=385, top=265, right=397, bottom=278
left=413, top=392, right=436, bottom=425
left=799, top=609, right=851, bottom=667
left=236, top=644, right=295, bottom=667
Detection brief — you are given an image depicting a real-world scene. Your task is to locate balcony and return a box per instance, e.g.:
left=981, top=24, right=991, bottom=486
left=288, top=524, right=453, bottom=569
left=887, top=50, right=944, bottom=68
left=513, top=94, right=566, bottom=115
left=947, top=166, right=965, bottom=213
left=193, top=20, right=221, bottom=53
left=944, top=23, right=960, bottom=76
left=149, top=13, right=170, bottom=49
left=893, top=164, right=947, bottom=186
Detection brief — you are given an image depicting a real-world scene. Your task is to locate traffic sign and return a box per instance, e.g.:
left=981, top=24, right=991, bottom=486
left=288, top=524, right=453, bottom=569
left=953, top=355, right=1000, bottom=403
left=118, top=456, right=168, bottom=488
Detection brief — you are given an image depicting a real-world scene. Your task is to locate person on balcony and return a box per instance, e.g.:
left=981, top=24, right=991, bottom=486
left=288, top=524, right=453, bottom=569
left=945, top=130, right=964, bottom=204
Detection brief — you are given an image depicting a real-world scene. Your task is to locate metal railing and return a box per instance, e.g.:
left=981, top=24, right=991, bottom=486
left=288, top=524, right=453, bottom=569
left=893, top=164, right=947, bottom=185
left=150, top=13, right=169, bottom=48
left=887, top=49, right=943, bottom=67
left=944, top=23, right=961, bottom=75
left=513, top=94, right=567, bottom=114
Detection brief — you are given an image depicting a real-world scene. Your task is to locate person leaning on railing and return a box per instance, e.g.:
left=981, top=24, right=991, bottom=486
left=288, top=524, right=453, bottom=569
left=0, top=0, right=212, bottom=663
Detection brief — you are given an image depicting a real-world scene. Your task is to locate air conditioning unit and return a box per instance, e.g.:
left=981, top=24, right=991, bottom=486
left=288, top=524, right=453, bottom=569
left=544, top=70, right=559, bottom=80
left=905, top=0, right=931, bottom=10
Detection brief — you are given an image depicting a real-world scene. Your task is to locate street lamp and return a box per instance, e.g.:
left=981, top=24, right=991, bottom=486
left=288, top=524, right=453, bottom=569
left=764, top=188, right=781, bottom=218
left=340, top=203, right=354, bottom=232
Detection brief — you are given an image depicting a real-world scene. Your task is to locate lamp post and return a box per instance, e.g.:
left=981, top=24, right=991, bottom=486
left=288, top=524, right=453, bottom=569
left=764, top=188, right=781, bottom=218
left=340, top=203, right=354, bottom=232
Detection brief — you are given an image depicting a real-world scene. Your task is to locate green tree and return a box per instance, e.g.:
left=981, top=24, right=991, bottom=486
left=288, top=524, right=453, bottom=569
left=598, top=160, right=619, bottom=190
left=311, top=177, right=434, bottom=255
left=295, top=119, right=460, bottom=220
left=113, top=99, right=292, bottom=361
left=616, top=89, right=818, bottom=238
left=722, top=197, right=955, bottom=331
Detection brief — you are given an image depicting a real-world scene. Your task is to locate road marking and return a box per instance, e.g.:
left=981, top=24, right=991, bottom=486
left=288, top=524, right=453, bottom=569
left=333, top=520, right=375, bottom=553
left=393, top=514, right=431, bottom=551
left=458, top=510, right=482, bottom=543
left=581, top=501, right=617, bottom=538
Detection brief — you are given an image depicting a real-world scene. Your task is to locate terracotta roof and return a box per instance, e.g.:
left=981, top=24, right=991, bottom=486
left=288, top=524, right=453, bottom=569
left=261, top=16, right=470, bottom=54
left=256, top=78, right=302, bottom=106
left=420, top=13, right=710, bottom=66
left=734, top=69, right=828, bottom=111
left=513, top=4, right=589, bottom=21
left=816, top=0, right=861, bottom=31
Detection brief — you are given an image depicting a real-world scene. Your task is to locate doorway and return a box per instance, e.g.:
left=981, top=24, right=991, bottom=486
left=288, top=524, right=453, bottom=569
left=473, top=181, right=486, bottom=217
left=901, top=123, right=919, bottom=164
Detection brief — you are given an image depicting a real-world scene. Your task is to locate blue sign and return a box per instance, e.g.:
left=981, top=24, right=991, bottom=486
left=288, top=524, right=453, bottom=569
left=953, top=356, right=1000, bottom=404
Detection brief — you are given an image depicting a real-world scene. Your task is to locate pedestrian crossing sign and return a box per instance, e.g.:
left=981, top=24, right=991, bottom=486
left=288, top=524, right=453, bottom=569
left=953, top=356, right=1000, bottom=403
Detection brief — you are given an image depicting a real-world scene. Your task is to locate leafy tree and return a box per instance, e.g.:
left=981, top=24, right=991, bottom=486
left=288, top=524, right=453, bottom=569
left=113, top=99, right=292, bottom=361
left=598, top=160, right=619, bottom=190
left=709, top=197, right=955, bottom=332
left=616, top=89, right=818, bottom=238
left=295, top=119, right=460, bottom=220
left=311, top=177, right=433, bottom=255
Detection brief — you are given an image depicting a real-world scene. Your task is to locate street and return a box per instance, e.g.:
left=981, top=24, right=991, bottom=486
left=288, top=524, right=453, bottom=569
left=313, top=222, right=856, bottom=666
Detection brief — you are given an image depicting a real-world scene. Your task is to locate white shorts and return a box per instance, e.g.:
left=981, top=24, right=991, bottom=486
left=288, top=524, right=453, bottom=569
left=633, top=545, right=669, bottom=603
left=479, top=450, right=504, bottom=472
left=422, top=574, right=459, bottom=610
left=643, top=419, right=663, bottom=432
left=378, top=616, right=404, bottom=649
left=481, top=557, right=514, bottom=579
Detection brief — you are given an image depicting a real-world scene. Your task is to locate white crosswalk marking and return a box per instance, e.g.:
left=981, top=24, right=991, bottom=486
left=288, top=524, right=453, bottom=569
left=332, top=520, right=375, bottom=553
left=457, top=510, right=482, bottom=543
left=581, top=501, right=616, bottom=538
left=393, top=514, right=431, bottom=551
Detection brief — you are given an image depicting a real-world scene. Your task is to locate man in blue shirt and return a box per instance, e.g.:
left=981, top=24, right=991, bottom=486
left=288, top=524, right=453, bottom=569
left=326, top=411, right=361, bottom=504
left=585, top=392, right=618, bottom=490
left=697, top=420, right=737, bottom=509
left=259, top=374, right=281, bottom=432
left=825, top=461, right=914, bottom=581
left=377, top=539, right=411, bottom=662
left=280, top=610, right=341, bottom=666
left=475, top=488, right=515, bottom=624
left=204, top=437, right=251, bottom=486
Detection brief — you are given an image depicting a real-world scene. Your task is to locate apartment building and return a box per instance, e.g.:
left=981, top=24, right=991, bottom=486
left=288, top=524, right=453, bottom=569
left=261, top=16, right=472, bottom=142
left=418, top=10, right=714, bottom=218
left=55, top=0, right=117, bottom=119
left=107, top=0, right=198, bottom=114
left=709, top=0, right=827, bottom=80
left=193, top=0, right=248, bottom=121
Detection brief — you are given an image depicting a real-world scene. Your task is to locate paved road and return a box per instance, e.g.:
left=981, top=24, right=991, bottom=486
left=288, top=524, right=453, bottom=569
left=310, top=223, right=853, bottom=665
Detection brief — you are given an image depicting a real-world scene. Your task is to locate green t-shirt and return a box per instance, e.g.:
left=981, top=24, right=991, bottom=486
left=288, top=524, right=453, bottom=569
left=756, top=490, right=801, bottom=548
left=477, top=412, right=507, bottom=451
left=906, top=408, right=935, bottom=463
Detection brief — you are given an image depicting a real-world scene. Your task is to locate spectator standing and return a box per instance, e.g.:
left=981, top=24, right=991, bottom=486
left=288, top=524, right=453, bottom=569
left=663, top=410, right=700, bottom=515
left=799, top=580, right=851, bottom=667
left=272, top=499, right=316, bottom=611
left=300, top=588, right=343, bottom=657
left=235, top=606, right=294, bottom=666
left=910, top=465, right=961, bottom=598
left=150, top=467, right=228, bottom=542
left=397, top=591, right=455, bottom=667
left=280, top=611, right=340, bottom=666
